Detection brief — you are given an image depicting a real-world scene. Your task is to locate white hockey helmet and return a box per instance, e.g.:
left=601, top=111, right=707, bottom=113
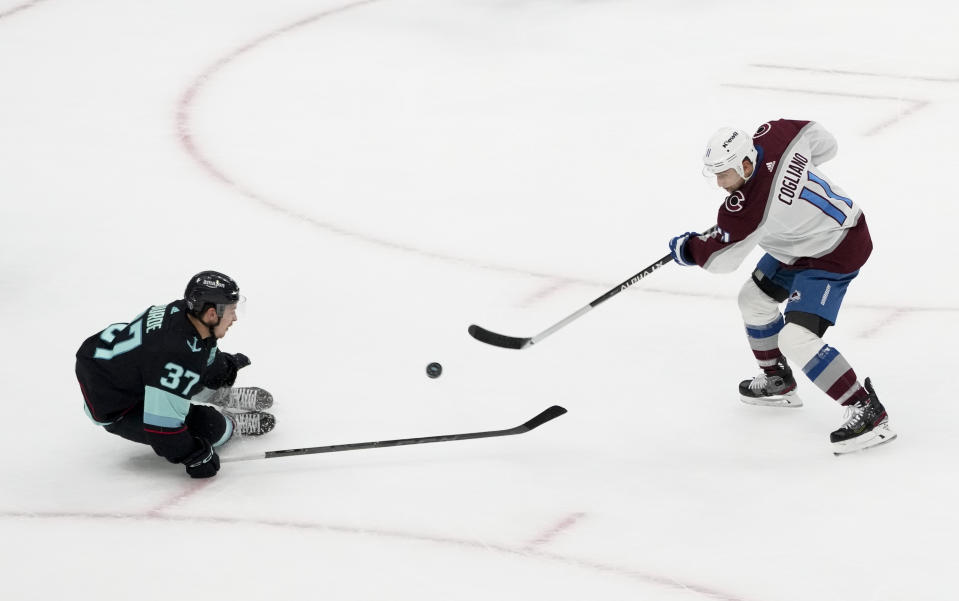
left=702, top=127, right=758, bottom=180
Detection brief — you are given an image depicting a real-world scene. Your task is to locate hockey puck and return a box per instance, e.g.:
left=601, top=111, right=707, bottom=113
left=426, top=362, right=443, bottom=378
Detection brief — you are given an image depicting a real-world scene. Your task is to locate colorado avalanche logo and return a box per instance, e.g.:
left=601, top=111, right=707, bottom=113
left=724, top=191, right=745, bottom=213
left=753, top=122, right=772, bottom=138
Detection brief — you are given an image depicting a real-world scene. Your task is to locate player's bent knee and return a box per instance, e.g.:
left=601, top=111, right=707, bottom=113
left=186, top=405, right=231, bottom=445
left=785, top=310, right=832, bottom=337
left=738, top=279, right=781, bottom=324
left=778, top=322, right=824, bottom=367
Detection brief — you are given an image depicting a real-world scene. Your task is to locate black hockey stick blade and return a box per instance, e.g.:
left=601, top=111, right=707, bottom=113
left=468, top=324, right=532, bottom=349
left=468, top=248, right=692, bottom=351
left=223, top=405, right=567, bottom=462
left=521, top=404, right=567, bottom=430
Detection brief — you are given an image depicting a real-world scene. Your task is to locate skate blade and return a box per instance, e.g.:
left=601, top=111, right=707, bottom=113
left=832, top=424, right=897, bottom=455
left=740, top=391, right=803, bottom=408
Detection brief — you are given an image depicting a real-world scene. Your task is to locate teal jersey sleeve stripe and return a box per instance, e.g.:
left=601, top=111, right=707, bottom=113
left=213, top=416, right=233, bottom=447
left=144, top=385, right=190, bottom=428
left=144, top=412, right=185, bottom=428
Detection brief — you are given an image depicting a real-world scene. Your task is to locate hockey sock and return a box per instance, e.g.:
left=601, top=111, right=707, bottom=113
left=744, top=315, right=785, bottom=370
left=779, top=323, right=869, bottom=406
left=801, top=345, right=869, bottom=406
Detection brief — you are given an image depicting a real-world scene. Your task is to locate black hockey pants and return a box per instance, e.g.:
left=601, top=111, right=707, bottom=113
left=103, top=403, right=229, bottom=450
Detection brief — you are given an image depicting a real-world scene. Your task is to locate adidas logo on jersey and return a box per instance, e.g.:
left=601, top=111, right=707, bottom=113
left=766, top=161, right=776, bottom=172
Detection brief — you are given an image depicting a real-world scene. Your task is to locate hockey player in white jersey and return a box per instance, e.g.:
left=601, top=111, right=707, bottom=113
left=668, top=119, right=895, bottom=454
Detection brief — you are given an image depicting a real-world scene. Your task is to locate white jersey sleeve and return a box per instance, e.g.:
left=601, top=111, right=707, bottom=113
left=803, top=121, right=838, bottom=165
left=699, top=228, right=763, bottom=274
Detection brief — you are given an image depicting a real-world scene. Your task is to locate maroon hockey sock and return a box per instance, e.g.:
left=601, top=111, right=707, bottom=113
left=745, top=316, right=786, bottom=370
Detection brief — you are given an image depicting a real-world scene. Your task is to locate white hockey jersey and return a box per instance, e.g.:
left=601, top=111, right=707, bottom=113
left=688, top=119, right=872, bottom=275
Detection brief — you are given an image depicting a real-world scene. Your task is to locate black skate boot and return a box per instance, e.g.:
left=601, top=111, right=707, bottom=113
left=739, top=358, right=802, bottom=407
left=210, top=387, right=273, bottom=412
left=230, top=411, right=276, bottom=437
left=830, top=377, right=896, bottom=455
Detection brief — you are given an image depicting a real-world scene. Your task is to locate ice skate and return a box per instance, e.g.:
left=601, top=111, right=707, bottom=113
left=230, top=411, right=276, bottom=437
left=210, top=386, right=273, bottom=412
left=739, top=358, right=802, bottom=407
left=831, top=378, right=896, bottom=455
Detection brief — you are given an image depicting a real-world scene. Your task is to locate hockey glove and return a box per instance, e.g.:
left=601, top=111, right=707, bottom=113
left=182, top=437, right=220, bottom=479
left=668, top=231, right=699, bottom=267
left=203, top=352, right=251, bottom=389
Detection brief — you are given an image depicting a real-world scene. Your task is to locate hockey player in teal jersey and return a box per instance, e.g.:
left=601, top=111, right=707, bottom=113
left=76, top=271, right=275, bottom=477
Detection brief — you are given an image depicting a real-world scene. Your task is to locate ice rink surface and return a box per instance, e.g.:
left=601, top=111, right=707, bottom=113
left=2, top=0, right=957, bottom=599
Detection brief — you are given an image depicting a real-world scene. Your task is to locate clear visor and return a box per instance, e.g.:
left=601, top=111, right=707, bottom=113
left=217, top=295, right=247, bottom=319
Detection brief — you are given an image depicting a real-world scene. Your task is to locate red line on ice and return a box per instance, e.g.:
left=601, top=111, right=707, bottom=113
left=720, top=83, right=929, bottom=137
left=147, top=480, right=213, bottom=517
left=0, top=509, right=759, bottom=601
left=173, top=9, right=959, bottom=313
left=523, top=511, right=586, bottom=550
left=0, top=0, right=49, bottom=21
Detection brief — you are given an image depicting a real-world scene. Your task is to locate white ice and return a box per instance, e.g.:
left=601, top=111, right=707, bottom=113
left=2, top=0, right=957, bottom=599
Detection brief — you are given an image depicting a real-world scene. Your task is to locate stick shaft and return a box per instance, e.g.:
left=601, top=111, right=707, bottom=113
left=223, top=405, right=567, bottom=463
left=586, top=253, right=674, bottom=308
left=530, top=253, right=674, bottom=345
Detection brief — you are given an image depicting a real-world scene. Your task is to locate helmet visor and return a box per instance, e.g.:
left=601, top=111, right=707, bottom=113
left=217, top=295, right=246, bottom=319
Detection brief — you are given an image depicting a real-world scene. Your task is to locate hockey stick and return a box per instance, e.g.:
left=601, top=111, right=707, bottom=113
left=222, top=405, right=567, bottom=462
left=469, top=252, right=675, bottom=349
